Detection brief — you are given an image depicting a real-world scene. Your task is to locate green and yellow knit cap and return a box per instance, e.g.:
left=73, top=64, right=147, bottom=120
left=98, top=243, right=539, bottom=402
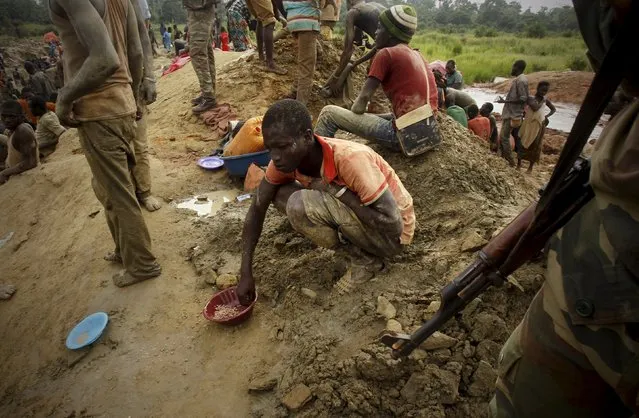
left=380, top=5, right=418, bottom=43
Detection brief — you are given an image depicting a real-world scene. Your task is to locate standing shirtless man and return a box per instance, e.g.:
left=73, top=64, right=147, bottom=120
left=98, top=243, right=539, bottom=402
left=322, top=0, right=385, bottom=97
left=49, top=0, right=162, bottom=287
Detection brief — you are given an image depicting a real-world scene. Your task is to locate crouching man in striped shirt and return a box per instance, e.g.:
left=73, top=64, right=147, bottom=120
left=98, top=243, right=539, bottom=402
left=236, top=99, right=415, bottom=304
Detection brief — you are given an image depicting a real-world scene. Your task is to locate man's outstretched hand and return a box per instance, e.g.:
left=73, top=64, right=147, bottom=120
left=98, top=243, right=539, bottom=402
left=236, top=273, right=256, bottom=306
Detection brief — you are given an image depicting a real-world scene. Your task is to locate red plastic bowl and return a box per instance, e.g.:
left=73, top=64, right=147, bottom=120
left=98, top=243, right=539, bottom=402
left=202, top=287, right=257, bottom=325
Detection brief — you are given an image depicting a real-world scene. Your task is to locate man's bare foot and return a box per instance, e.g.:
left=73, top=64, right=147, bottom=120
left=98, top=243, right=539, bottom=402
left=527, top=167, right=533, bottom=174
left=0, top=284, right=16, bottom=300
left=333, top=255, right=383, bottom=295
left=258, top=52, right=265, bottom=62
left=112, top=265, right=161, bottom=288
left=141, top=195, right=162, bottom=212
left=104, top=252, right=123, bottom=264
left=266, top=63, right=287, bottom=75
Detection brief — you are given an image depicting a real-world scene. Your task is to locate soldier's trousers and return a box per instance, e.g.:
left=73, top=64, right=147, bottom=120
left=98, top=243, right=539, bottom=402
left=78, top=117, right=160, bottom=279
left=295, top=31, right=318, bottom=106
left=132, top=104, right=152, bottom=200
left=187, top=7, right=216, bottom=97
left=491, top=200, right=639, bottom=417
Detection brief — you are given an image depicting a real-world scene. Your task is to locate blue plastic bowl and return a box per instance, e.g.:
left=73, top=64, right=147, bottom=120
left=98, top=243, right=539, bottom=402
left=65, top=312, right=109, bottom=350
left=220, top=150, right=271, bottom=177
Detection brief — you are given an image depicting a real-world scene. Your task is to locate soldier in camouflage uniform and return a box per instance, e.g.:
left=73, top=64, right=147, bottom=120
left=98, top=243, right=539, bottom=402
left=491, top=1, right=639, bottom=417
left=183, top=0, right=218, bottom=114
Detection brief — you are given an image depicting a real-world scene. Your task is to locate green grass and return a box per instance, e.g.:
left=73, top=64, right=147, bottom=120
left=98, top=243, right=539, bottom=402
left=411, top=31, right=588, bottom=83
left=0, top=23, right=56, bottom=38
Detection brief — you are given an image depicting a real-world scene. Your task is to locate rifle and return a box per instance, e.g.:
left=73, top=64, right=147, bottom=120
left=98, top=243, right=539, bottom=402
left=380, top=157, right=593, bottom=358
left=379, top=0, right=639, bottom=358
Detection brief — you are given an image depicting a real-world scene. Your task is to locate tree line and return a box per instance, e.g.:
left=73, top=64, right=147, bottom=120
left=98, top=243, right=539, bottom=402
left=1, top=0, right=577, bottom=38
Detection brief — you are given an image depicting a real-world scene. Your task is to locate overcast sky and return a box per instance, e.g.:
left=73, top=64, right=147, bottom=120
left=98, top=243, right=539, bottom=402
left=501, top=0, right=572, bottom=11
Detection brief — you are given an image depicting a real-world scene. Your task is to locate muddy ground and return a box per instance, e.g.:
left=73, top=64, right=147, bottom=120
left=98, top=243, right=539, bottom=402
left=0, top=40, right=562, bottom=417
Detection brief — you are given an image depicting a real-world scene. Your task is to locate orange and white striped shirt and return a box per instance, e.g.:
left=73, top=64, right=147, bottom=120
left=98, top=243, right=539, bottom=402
left=265, top=136, right=415, bottom=244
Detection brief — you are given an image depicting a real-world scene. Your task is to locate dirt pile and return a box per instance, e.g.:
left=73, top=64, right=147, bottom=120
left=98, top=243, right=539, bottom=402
left=189, top=114, right=545, bottom=416
left=215, top=37, right=388, bottom=121
left=490, top=71, right=593, bottom=105
left=1, top=39, right=47, bottom=69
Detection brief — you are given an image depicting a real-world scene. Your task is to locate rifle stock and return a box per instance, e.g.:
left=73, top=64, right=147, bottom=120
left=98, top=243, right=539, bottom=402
left=383, top=158, right=593, bottom=358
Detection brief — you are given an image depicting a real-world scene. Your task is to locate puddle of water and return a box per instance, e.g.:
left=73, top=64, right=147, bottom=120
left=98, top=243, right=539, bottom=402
left=176, top=190, right=239, bottom=217
left=464, top=87, right=606, bottom=139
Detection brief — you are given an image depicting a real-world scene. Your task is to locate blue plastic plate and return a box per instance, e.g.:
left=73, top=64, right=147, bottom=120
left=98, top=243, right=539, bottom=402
left=197, top=156, right=224, bottom=170
left=65, top=312, right=109, bottom=350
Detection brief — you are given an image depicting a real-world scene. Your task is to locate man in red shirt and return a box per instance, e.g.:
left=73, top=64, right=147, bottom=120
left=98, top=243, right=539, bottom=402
left=236, top=99, right=415, bottom=305
left=467, top=104, right=491, bottom=141
left=315, top=5, right=437, bottom=151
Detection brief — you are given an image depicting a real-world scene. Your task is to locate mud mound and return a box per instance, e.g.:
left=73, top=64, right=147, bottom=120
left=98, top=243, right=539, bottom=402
left=1, top=38, right=47, bottom=69
left=190, top=114, right=543, bottom=416
left=490, top=71, right=593, bottom=105
left=216, top=37, right=389, bottom=120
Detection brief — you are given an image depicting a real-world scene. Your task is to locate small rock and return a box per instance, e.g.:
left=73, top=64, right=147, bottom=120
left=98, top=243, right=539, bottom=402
left=385, top=319, right=402, bottom=333
left=273, top=236, right=287, bottom=250
left=443, top=361, right=463, bottom=375
left=507, top=276, right=525, bottom=292
left=460, top=230, right=488, bottom=253
left=470, top=313, right=509, bottom=342
left=423, top=300, right=441, bottom=320
left=461, top=298, right=482, bottom=326
left=282, top=384, right=312, bottom=411
left=431, top=348, right=452, bottom=363
left=462, top=340, right=475, bottom=358
left=475, top=340, right=501, bottom=364
left=216, top=273, right=238, bottom=290
left=301, top=288, right=317, bottom=299
left=185, top=143, right=205, bottom=153
left=204, top=270, right=218, bottom=285
left=397, top=170, right=408, bottom=181
left=285, top=237, right=305, bottom=248
left=421, top=332, right=457, bottom=351
left=401, top=365, right=459, bottom=405
left=376, top=296, right=396, bottom=319
left=468, top=360, right=498, bottom=397
left=248, top=376, right=278, bottom=393
left=388, top=387, right=400, bottom=398
left=409, top=349, right=428, bottom=361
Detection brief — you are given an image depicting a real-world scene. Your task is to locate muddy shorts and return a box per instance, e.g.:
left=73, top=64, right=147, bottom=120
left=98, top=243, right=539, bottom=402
left=246, top=0, right=276, bottom=26
left=299, top=189, right=402, bottom=258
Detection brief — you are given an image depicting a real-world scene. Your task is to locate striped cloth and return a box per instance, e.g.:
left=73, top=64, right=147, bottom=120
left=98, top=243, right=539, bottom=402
left=283, top=0, right=320, bottom=33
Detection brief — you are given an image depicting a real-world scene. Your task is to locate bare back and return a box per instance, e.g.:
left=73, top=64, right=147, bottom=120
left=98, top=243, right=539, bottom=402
left=352, top=3, right=385, bottom=38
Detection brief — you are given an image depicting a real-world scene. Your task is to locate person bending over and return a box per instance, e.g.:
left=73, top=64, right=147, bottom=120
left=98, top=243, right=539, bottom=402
left=315, top=5, right=438, bottom=151
left=236, top=99, right=415, bottom=304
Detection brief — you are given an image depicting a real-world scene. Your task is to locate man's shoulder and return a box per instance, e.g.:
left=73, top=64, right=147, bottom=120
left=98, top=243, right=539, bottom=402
left=324, top=137, right=380, bottom=162
left=40, top=111, right=59, bottom=124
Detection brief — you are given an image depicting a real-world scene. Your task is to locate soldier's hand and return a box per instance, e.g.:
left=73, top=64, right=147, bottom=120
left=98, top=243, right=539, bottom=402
left=141, top=77, right=157, bottom=105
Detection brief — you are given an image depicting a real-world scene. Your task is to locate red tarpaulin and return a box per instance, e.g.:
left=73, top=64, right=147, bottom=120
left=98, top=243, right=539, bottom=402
left=161, top=54, right=191, bottom=77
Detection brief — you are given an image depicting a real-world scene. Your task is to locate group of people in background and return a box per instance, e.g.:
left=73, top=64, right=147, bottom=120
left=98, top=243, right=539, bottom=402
left=437, top=59, right=556, bottom=173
